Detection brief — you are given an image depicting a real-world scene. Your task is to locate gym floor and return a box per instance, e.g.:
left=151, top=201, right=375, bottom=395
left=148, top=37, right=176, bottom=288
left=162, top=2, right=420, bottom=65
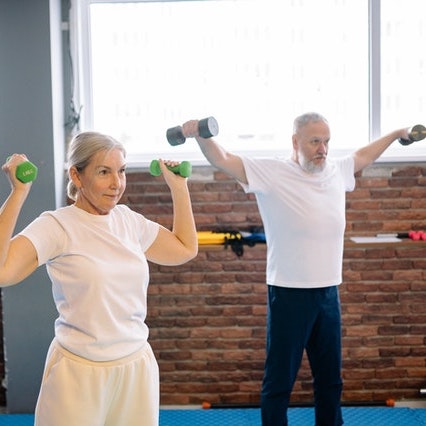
left=1, top=407, right=426, bottom=426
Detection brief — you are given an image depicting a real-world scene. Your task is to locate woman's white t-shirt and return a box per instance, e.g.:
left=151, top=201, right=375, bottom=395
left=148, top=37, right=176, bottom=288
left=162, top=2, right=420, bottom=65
left=19, top=204, right=159, bottom=361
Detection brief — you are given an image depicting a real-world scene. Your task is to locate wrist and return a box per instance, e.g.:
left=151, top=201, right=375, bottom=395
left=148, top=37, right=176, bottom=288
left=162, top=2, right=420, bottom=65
left=10, top=185, right=31, bottom=201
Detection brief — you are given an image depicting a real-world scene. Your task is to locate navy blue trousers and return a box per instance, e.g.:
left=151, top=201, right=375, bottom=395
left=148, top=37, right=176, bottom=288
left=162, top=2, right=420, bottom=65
left=261, top=285, right=343, bottom=426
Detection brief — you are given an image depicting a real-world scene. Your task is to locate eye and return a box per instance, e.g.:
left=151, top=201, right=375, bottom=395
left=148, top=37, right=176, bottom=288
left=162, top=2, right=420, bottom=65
left=310, top=139, right=329, bottom=146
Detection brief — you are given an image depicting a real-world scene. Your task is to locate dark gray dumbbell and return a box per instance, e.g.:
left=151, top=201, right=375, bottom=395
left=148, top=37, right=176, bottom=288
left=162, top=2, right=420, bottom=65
left=398, top=124, right=426, bottom=146
left=166, top=116, right=219, bottom=146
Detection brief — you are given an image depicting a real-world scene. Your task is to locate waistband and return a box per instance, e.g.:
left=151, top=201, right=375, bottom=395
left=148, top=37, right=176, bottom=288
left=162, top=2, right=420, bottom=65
left=51, top=338, right=150, bottom=367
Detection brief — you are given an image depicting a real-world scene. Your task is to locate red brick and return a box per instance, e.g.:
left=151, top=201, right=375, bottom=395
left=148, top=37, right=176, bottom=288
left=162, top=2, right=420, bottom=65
left=113, top=164, right=426, bottom=406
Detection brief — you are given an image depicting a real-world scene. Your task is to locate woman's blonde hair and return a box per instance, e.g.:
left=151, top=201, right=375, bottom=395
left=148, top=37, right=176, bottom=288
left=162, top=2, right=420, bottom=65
left=66, top=131, right=126, bottom=201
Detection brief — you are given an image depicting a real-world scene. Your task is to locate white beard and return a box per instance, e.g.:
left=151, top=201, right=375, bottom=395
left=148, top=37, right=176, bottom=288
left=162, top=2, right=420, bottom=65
left=298, top=151, right=326, bottom=174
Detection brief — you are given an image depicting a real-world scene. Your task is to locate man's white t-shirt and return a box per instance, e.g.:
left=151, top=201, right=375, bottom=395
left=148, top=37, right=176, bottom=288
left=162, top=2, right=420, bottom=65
left=19, top=204, right=159, bottom=361
left=240, top=156, right=355, bottom=288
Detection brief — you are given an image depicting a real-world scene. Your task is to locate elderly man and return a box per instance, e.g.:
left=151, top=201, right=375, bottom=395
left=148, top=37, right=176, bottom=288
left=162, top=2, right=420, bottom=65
left=181, top=112, right=411, bottom=426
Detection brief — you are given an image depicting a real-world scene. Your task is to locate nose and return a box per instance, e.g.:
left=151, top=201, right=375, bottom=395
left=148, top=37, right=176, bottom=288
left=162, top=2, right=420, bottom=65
left=110, top=172, right=121, bottom=188
left=317, top=141, right=328, bottom=154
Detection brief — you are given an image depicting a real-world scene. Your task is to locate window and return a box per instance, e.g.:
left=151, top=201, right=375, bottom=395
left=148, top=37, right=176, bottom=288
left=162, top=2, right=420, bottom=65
left=379, top=0, right=426, bottom=160
left=71, top=0, right=426, bottom=166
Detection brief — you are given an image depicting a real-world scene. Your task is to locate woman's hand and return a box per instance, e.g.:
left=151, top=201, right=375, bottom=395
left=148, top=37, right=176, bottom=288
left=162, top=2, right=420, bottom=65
left=145, top=159, right=197, bottom=265
left=158, top=159, right=189, bottom=189
left=2, top=154, right=34, bottom=194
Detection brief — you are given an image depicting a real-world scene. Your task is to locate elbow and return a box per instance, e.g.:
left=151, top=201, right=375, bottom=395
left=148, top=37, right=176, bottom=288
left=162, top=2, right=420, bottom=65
left=0, top=273, right=16, bottom=288
left=175, top=244, right=198, bottom=265
left=182, top=245, right=199, bottom=263
left=190, top=246, right=199, bottom=260
left=160, top=243, right=198, bottom=266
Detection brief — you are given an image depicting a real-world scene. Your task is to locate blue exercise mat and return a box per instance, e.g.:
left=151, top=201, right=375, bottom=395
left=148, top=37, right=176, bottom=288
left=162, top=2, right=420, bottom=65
left=1, top=407, right=426, bottom=425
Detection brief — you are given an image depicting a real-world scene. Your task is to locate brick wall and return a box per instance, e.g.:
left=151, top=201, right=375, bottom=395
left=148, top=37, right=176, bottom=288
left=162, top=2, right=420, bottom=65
left=341, top=164, right=426, bottom=403
left=122, top=162, right=426, bottom=407
left=1, top=162, right=425, bottom=408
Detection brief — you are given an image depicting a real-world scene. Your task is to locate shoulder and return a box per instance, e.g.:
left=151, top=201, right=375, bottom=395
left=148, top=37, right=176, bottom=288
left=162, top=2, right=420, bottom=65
left=43, top=205, right=73, bottom=216
left=112, top=204, right=133, bottom=215
left=111, top=204, right=156, bottom=228
left=111, top=204, right=144, bottom=222
left=30, top=206, right=73, bottom=224
left=329, top=155, right=355, bottom=172
left=242, top=156, right=290, bottom=172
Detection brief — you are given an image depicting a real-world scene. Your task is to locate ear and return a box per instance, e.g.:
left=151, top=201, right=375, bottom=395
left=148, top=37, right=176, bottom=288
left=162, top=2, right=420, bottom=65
left=69, top=166, right=82, bottom=189
left=292, top=134, right=298, bottom=150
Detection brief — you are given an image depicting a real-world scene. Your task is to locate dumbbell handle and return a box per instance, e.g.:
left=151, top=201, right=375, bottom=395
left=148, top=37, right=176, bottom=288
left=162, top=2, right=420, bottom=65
left=6, top=157, right=38, bottom=183
left=398, top=124, right=426, bottom=146
left=149, top=160, right=192, bottom=178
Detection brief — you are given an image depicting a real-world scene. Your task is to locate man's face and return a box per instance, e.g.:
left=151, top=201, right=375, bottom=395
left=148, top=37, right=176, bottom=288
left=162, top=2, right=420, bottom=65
left=292, top=120, right=330, bottom=174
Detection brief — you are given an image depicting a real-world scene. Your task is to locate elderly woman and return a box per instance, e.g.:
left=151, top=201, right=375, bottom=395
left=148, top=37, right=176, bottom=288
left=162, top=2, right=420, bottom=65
left=0, top=131, right=198, bottom=426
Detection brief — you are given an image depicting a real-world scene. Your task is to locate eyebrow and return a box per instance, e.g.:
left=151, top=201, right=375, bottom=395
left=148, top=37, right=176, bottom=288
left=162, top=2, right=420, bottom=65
left=95, top=163, right=127, bottom=169
left=310, top=137, right=330, bottom=142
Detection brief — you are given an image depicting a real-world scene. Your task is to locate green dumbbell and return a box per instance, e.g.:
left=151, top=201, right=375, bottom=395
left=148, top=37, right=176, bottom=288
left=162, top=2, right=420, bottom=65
left=6, top=157, right=38, bottom=183
left=149, top=159, right=192, bottom=178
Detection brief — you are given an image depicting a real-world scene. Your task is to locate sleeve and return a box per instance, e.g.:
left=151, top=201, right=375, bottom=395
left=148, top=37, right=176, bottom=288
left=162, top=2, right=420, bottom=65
left=240, top=156, right=276, bottom=194
left=18, top=213, right=66, bottom=266
left=138, top=216, right=160, bottom=251
left=119, top=205, right=160, bottom=251
left=336, top=155, right=356, bottom=192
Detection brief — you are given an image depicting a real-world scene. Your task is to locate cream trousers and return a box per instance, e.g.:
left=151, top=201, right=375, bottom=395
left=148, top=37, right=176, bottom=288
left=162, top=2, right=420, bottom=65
left=35, top=339, right=159, bottom=426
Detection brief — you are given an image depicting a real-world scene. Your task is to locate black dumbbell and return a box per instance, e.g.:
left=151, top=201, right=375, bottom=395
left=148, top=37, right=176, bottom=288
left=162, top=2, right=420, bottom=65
left=6, top=157, right=38, bottom=183
left=166, top=116, right=219, bottom=146
left=398, top=124, right=426, bottom=146
left=149, top=159, right=192, bottom=178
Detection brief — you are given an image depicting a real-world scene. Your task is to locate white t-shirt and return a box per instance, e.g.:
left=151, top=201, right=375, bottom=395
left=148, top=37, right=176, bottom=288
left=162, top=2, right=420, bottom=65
left=19, top=204, right=160, bottom=361
left=240, top=156, right=355, bottom=288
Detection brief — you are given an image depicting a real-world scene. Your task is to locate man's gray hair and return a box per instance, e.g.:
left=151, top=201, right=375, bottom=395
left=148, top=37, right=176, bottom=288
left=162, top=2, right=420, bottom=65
left=293, top=112, right=328, bottom=134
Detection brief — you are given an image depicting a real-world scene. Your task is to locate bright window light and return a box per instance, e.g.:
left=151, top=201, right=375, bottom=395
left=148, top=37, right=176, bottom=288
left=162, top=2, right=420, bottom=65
left=74, top=0, right=370, bottom=165
left=380, top=0, right=426, bottom=160
left=71, top=0, right=426, bottom=164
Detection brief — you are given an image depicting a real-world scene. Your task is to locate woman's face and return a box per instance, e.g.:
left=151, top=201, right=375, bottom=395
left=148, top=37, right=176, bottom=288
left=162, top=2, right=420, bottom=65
left=71, top=148, right=126, bottom=215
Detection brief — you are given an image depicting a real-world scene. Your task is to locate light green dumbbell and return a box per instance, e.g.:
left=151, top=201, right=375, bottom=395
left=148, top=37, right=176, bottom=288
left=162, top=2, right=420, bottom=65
left=149, top=160, right=192, bottom=178
left=6, top=157, right=38, bottom=183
